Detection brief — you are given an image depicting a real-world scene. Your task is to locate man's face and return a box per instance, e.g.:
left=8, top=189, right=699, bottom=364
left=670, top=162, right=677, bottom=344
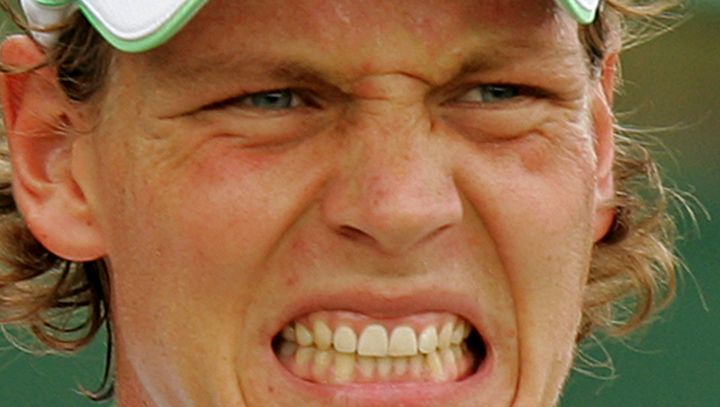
left=75, top=0, right=611, bottom=405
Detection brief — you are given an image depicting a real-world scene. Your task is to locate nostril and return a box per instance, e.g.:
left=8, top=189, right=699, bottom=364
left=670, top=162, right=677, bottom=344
left=424, top=224, right=452, bottom=242
left=337, top=225, right=373, bottom=242
left=336, top=222, right=455, bottom=255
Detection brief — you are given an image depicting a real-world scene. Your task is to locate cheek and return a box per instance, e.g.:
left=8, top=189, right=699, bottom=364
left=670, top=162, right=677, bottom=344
left=96, top=141, right=276, bottom=406
left=457, top=123, right=597, bottom=304
left=95, top=128, right=333, bottom=314
left=455, top=128, right=597, bottom=393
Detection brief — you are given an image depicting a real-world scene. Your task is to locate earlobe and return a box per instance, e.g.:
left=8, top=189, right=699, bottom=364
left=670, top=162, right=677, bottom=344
left=591, top=53, right=619, bottom=242
left=1, top=35, right=105, bottom=261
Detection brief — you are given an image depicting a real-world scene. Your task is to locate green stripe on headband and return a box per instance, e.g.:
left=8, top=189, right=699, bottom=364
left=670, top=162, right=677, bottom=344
left=34, top=0, right=72, bottom=5
left=31, top=0, right=208, bottom=53
left=78, top=0, right=207, bottom=53
left=557, top=0, right=601, bottom=25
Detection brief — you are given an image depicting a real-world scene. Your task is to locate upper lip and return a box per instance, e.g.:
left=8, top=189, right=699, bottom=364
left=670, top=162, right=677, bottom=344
left=268, top=285, right=493, bottom=346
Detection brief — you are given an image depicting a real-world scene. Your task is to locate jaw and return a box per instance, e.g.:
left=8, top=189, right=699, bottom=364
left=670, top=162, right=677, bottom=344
left=233, top=279, right=585, bottom=407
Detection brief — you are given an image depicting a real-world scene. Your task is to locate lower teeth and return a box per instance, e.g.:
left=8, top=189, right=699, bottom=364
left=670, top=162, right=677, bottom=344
left=276, top=340, right=477, bottom=384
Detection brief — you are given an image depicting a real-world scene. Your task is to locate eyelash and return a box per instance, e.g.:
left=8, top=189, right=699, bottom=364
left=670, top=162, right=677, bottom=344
left=203, top=83, right=546, bottom=113
left=205, top=89, right=316, bottom=112
left=454, top=84, right=546, bottom=105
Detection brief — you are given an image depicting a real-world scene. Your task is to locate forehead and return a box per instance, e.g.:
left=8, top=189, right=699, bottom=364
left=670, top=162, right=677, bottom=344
left=139, top=0, right=580, bottom=84
left=172, top=0, right=562, bottom=42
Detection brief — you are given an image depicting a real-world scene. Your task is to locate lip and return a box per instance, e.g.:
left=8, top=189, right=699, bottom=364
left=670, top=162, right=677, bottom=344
left=264, top=287, right=497, bottom=406
left=267, top=288, right=494, bottom=336
left=272, top=356, right=494, bottom=407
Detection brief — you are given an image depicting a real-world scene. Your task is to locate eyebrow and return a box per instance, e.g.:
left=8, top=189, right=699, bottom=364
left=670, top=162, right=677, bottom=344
left=151, top=52, right=331, bottom=89
left=455, top=53, right=510, bottom=78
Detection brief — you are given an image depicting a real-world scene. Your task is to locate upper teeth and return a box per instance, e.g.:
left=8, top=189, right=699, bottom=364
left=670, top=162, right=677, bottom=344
left=333, top=326, right=357, bottom=353
left=282, top=319, right=471, bottom=358
left=388, top=326, right=417, bottom=356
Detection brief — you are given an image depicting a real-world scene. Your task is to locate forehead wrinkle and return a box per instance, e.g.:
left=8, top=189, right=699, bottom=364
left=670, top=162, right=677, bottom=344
left=132, top=1, right=583, bottom=95
left=143, top=41, right=573, bottom=96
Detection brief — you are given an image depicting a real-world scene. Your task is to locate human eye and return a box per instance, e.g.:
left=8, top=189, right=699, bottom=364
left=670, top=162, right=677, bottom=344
left=206, top=89, right=313, bottom=112
left=242, top=90, right=300, bottom=109
left=440, top=82, right=558, bottom=141
left=456, top=84, right=523, bottom=104
left=186, top=87, right=326, bottom=148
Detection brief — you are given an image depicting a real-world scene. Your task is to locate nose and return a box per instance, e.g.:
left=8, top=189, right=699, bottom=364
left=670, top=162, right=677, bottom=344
left=321, top=106, right=463, bottom=255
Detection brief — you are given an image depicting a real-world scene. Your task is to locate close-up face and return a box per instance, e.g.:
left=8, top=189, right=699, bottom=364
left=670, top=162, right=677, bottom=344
left=5, top=0, right=617, bottom=406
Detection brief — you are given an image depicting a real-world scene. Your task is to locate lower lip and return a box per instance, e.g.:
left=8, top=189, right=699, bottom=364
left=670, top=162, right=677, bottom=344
left=269, top=346, right=494, bottom=406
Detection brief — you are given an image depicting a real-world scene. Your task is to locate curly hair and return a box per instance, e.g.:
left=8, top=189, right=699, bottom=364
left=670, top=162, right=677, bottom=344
left=0, top=0, right=686, bottom=402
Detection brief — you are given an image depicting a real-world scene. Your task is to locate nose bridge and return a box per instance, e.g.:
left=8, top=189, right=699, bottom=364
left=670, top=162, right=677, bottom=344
left=322, top=94, right=463, bottom=255
left=359, top=114, right=439, bottom=209
left=347, top=72, right=436, bottom=162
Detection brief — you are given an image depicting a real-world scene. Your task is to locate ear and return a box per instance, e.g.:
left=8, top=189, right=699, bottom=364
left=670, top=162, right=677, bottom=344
left=591, top=53, right=619, bottom=242
left=1, top=35, right=105, bottom=261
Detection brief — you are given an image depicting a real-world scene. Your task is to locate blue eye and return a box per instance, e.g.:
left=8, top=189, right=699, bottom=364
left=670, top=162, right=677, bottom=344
left=458, top=85, right=522, bottom=104
left=480, top=85, right=520, bottom=102
left=246, top=90, right=297, bottom=110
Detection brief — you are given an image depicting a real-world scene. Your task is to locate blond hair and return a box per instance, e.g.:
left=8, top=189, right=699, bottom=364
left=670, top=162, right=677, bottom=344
left=0, top=0, right=686, bottom=402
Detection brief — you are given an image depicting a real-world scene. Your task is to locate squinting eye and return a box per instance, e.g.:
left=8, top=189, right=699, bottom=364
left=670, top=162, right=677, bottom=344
left=244, top=90, right=299, bottom=110
left=458, top=85, right=521, bottom=104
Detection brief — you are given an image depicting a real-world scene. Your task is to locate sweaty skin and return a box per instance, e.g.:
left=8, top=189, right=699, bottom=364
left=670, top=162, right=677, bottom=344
left=2, top=0, right=616, bottom=406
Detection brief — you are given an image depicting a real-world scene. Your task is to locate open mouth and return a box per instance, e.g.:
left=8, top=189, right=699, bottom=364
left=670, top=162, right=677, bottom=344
left=272, top=311, right=487, bottom=385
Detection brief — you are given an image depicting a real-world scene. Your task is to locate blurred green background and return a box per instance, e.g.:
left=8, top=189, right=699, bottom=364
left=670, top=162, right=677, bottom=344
left=563, top=3, right=720, bottom=406
left=1, top=2, right=718, bottom=407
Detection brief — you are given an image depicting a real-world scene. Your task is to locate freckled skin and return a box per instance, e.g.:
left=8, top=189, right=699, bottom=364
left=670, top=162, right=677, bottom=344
left=61, top=0, right=614, bottom=406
